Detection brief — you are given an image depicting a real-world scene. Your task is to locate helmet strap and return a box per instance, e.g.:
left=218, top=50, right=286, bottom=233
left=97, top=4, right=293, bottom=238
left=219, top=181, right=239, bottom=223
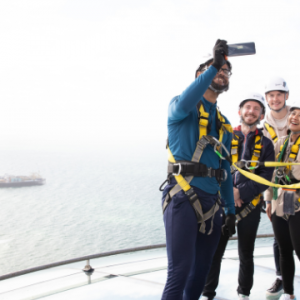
left=268, top=93, right=287, bottom=113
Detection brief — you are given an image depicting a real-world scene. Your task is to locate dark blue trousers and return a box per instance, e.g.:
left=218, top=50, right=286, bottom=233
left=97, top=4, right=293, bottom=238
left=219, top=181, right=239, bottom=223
left=161, top=182, right=223, bottom=300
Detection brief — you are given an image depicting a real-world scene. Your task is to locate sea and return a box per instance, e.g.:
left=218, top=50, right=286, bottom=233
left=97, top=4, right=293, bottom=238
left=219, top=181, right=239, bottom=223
left=0, top=140, right=274, bottom=276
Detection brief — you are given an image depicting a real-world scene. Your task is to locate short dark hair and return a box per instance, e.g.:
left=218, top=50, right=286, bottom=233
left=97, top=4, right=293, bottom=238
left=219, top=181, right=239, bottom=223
left=195, top=59, right=232, bottom=78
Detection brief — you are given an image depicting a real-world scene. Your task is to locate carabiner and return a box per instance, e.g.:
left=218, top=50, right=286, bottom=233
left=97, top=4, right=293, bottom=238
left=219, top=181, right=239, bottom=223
left=245, top=160, right=260, bottom=170
left=275, top=168, right=285, bottom=179
left=213, top=139, right=230, bottom=160
left=159, top=179, right=169, bottom=191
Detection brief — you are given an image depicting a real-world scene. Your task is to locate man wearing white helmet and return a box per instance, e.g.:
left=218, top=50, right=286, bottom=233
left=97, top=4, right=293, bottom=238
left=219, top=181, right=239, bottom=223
left=202, top=93, right=275, bottom=300
left=267, top=100, right=300, bottom=300
left=263, top=77, right=290, bottom=297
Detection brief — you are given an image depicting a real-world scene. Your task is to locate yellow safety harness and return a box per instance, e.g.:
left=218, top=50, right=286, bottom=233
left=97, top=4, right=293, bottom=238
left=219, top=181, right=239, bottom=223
left=279, top=135, right=300, bottom=172
left=162, top=102, right=232, bottom=234
left=231, top=131, right=300, bottom=192
left=230, top=132, right=263, bottom=222
left=198, top=103, right=232, bottom=141
left=273, top=135, right=300, bottom=200
left=230, top=136, right=300, bottom=192
left=231, top=134, right=263, bottom=172
left=264, top=122, right=278, bottom=143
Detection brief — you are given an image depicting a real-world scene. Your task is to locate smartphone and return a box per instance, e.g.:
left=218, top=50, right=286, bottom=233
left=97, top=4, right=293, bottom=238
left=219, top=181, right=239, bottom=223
left=227, top=42, right=256, bottom=57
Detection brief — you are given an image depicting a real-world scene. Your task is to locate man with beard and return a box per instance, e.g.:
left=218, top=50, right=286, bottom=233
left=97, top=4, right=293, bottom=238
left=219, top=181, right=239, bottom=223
left=202, top=93, right=275, bottom=300
left=263, top=77, right=290, bottom=297
left=161, top=39, right=236, bottom=300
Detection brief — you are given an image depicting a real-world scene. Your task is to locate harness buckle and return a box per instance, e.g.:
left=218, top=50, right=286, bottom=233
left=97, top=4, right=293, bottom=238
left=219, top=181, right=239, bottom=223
left=220, top=169, right=227, bottom=182
left=172, top=163, right=182, bottom=176
left=198, top=136, right=211, bottom=150
left=245, top=160, right=260, bottom=170
left=207, top=167, right=212, bottom=178
left=275, top=168, right=285, bottom=179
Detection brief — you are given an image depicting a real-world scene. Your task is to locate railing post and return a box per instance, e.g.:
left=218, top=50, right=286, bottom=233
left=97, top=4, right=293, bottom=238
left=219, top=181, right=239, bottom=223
left=83, top=259, right=94, bottom=276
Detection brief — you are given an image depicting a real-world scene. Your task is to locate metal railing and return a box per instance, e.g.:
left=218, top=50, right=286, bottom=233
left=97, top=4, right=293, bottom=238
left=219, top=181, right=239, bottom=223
left=0, top=234, right=274, bottom=281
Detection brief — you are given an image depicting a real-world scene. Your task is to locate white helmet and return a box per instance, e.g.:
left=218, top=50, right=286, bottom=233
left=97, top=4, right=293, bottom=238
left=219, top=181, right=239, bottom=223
left=239, top=92, right=266, bottom=112
left=289, top=100, right=300, bottom=112
left=265, top=77, right=289, bottom=94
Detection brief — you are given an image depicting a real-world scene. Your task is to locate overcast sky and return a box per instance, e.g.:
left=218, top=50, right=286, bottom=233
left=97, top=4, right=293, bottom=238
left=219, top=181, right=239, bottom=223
left=0, top=0, right=299, bottom=151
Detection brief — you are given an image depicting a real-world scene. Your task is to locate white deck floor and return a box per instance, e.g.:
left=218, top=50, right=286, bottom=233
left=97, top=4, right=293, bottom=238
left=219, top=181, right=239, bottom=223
left=0, top=246, right=299, bottom=300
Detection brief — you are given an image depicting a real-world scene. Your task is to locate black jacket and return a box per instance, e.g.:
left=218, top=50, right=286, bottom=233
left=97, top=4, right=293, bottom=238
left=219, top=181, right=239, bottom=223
left=232, top=126, right=275, bottom=204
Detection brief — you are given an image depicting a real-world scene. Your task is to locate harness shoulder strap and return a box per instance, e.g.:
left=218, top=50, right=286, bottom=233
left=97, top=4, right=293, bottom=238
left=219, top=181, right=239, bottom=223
left=249, top=134, right=263, bottom=173
left=231, top=134, right=239, bottom=165
left=289, top=136, right=300, bottom=160
left=281, top=135, right=300, bottom=172
left=199, top=102, right=209, bottom=139
left=199, top=102, right=231, bottom=142
left=264, top=122, right=278, bottom=143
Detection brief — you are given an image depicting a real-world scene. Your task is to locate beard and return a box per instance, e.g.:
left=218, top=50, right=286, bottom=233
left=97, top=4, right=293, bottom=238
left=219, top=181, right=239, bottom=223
left=240, top=115, right=260, bottom=127
left=210, top=74, right=229, bottom=93
left=210, top=81, right=229, bottom=93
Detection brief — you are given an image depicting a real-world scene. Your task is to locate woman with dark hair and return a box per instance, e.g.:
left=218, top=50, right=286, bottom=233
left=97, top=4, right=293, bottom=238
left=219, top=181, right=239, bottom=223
left=266, top=101, right=300, bottom=300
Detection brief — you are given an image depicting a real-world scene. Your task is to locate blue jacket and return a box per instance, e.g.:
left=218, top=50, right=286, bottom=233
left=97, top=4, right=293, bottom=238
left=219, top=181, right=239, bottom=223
left=232, top=126, right=275, bottom=203
left=167, top=65, right=235, bottom=214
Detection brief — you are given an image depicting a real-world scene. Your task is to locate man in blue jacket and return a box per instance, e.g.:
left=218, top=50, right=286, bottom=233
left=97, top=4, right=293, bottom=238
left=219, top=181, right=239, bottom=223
left=161, top=39, right=236, bottom=300
left=202, top=93, right=275, bottom=300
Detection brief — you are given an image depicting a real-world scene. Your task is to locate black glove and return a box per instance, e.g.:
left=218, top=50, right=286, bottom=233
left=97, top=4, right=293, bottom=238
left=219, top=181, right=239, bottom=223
left=212, top=39, right=228, bottom=71
left=221, top=213, right=236, bottom=237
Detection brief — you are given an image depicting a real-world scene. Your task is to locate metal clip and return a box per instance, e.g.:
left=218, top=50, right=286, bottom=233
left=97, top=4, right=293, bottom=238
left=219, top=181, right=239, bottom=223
left=245, top=160, right=260, bottom=170
left=211, top=136, right=221, bottom=147
left=172, top=163, right=182, bottom=176
left=211, top=137, right=230, bottom=160
left=220, top=169, right=228, bottom=182
left=275, top=168, right=285, bottom=178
